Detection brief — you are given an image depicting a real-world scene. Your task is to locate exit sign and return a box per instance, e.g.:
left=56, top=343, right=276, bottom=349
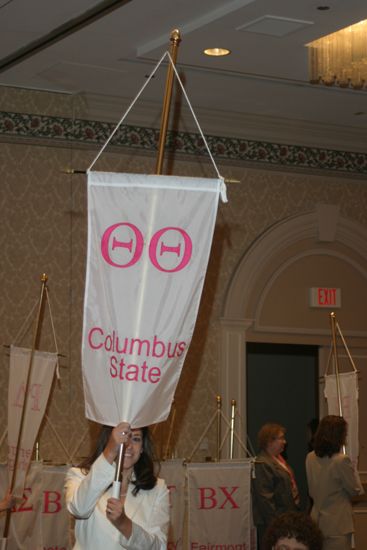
left=309, top=287, right=341, bottom=308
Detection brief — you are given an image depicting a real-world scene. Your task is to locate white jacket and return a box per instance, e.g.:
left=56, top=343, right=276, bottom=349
left=306, top=451, right=363, bottom=537
left=65, top=453, right=169, bottom=549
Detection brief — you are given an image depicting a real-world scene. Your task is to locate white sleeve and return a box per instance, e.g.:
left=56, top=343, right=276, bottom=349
left=64, top=454, right=115, bottom=518
left=119, top=480, right=170, bottom=550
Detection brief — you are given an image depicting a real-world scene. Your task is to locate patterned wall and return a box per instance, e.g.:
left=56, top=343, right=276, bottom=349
left=1, top=86, right=367, bottom=465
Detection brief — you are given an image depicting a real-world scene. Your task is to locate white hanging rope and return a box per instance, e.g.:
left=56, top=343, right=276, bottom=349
left=45, top=287, right=61, bottom=379
left=44, top=414, right=72, bottom=463
left=13, top=299, right=38, bottom=345
left=165, top=51, right=223, bottom=181
left=70, top=426, right=90, bottom=463
left=87, top=50, right=169, bottom=172
left=0, top=429, right=7, bottom=451
left=87, top=50, right=224, bottom=182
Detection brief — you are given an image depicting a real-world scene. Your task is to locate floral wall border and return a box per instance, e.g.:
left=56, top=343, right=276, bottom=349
left=1, top=110, right=367, bottom=175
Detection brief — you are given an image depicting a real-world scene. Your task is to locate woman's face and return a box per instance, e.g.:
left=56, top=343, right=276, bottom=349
left=123, top=428, right=143, bottom=471
left=266, top=431, right=286, bottom=456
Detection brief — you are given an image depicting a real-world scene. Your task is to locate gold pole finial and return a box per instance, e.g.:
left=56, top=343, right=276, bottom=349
left=41, top=273, right=48, bottom=283
left=170, top=29, right=181, bottom=45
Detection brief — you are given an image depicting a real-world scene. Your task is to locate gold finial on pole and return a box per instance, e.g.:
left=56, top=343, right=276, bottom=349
left=155, top=29, right=182, bottom=175
left=216, top=395, right=222, bottom=461
left=230, top=399, right=236, bottom=459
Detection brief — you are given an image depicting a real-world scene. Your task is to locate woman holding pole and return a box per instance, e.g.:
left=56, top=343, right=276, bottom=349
left=65, top=422, right=169, bottom=549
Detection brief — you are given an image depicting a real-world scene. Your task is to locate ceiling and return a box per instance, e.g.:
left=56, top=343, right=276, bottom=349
left=0, top=0, right=367, bottom=151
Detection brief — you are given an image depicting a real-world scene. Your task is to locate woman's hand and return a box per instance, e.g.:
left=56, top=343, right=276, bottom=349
left=106, top=496, right=132, bottom=538
left=103, top=422, right=131, bottom=464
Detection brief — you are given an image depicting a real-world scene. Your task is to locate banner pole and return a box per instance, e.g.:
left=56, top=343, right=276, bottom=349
left=3, top=274, right=48, bottom=540
left=216, top=395, right=221, bottom=461
left=155, top=29, right=181, bottom=175
left=112, top=442, right=126, bottom=498
left=229, top=399, right=236, bottom=459
left=330, top=312, right=343, bottom=417
left=164, top=401, right=176, bottom=459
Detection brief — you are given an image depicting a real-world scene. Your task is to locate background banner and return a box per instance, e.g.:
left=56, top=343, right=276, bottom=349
left=0, top=462, right=69, bottom=550
left=325, top=371, right=359, bottom=466
left=187, top=461, right=252, bottom=550
left=160, top=459, right=186, bottom=550
left=82, top=172, right=224, bottom=427
left=8, top=346, right=57, bottom=497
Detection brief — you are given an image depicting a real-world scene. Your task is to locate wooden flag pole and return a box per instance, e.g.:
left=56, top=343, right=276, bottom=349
left=155, top=29, right=181, bottom=175
left=3, top=274, right=48, bottom=541
left=330, top=312, right=343, bottom=417
left=216, top=395, right=222, bottom=461
left=229, top=399, right=236, bottom=459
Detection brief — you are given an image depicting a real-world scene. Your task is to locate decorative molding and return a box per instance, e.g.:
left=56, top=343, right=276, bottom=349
left=223, top=212, right=367, bottom=319
left=1, top=110, right=367, bottom=174
left=254, top=248, right=367, bottom=335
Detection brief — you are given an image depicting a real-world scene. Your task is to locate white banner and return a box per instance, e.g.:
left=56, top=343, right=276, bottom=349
left=187, top=461, right=252, bottom=550
left=82, top=172, right=225, bottom=427
left=324, top=371, right=359, bottom=466
left=8, top=346, right=57, bottom=497
left=160, top=460, right=186, bottom=550
left=0, top=462, right=69, bottom=550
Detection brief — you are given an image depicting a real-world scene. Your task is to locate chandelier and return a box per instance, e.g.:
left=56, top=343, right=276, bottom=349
left=307, top=19, right=367, bottom=90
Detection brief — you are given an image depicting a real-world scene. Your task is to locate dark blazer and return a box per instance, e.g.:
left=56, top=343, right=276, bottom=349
left=306, top=450, right=364, bottom=537
left=252, top=450, right=298, bottom=528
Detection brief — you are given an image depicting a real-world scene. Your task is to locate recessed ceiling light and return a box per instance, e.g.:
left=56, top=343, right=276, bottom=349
left=203, top=47, right=231, bottom=57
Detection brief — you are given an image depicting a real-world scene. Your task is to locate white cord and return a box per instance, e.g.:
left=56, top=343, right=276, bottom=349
left=87, top=50, right=169, bottom=172
left=45, top=287, right=61, bottom=379
left=87, top=49, right=224, bottom=184
left=165, top=51, right=223, bottom=181
left=13, top=299, right=38, bottom=345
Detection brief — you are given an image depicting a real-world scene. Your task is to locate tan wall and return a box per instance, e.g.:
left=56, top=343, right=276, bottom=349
left=1, top=87, right=367, bottom=480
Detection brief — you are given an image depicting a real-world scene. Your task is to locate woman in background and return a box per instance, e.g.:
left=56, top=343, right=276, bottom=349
left=306, top=415, right=363, bottom=550
left=65, top=422, right=169, bottom=549
left=252, top=423, right=300, bottom=549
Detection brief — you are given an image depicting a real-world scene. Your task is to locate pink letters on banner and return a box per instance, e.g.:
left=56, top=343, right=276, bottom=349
left=13, top=382, right=43, bottom=412
left=13, top=488, right=63, bottom=514
left=101, top=222, right=192, bottom=272
left=198, top=487, right=240, bottom=510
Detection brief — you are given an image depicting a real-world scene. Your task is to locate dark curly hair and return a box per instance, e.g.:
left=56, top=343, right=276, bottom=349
left=79, top=425, right=158, bottom=495
left=313, top=415, right=347, bottom=458
left=257, top=423, right=285, bottom=451
left=263, top=512, right=323, bottom=550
